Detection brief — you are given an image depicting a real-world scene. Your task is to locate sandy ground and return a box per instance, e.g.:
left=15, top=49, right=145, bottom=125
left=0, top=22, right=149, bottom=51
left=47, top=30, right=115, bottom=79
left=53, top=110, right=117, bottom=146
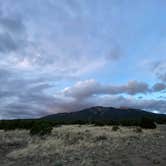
left=0, top=125, right=166, bottom=166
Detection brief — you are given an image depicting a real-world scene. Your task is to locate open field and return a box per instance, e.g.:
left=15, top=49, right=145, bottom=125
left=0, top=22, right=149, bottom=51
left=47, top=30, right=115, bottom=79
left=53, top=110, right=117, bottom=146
left=0, top=125, right=166, bottom=166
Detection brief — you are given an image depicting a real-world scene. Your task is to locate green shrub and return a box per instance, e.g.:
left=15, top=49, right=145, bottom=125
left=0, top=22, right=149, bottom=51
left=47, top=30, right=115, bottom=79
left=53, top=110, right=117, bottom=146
left=112, top=125, right=119, bottom=131
left=30, top=121, right=53, bottom=136
left=54, top=161, right=63, bottom=166
left=140, top=117, right=156, bottom=129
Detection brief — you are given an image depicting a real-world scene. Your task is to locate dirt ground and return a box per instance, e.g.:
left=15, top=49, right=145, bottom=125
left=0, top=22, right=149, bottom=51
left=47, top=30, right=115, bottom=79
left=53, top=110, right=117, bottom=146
left=0, top=125, right=166, bottom=166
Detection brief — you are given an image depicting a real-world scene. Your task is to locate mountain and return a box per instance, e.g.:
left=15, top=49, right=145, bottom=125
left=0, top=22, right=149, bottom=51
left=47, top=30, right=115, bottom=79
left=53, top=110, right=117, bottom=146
left=42, top=106, right=166, bottom=123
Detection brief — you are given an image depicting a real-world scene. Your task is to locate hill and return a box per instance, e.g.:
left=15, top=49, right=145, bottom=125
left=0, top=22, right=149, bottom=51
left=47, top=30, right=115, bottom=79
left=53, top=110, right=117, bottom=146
left=42, top=106, right=166, bottom=124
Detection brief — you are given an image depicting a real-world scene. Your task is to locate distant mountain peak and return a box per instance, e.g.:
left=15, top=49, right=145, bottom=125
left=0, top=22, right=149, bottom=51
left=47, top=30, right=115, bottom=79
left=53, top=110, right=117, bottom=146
left=42, top=106, right=166, bottom=122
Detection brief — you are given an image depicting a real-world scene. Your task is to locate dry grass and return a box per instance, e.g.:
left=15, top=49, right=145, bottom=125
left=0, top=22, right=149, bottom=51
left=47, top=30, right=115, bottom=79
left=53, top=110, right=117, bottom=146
left=0, top=125, right=165, bottom=166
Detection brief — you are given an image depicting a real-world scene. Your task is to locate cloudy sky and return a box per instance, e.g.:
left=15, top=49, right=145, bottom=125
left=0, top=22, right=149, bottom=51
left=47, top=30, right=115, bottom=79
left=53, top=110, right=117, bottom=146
left=0, top=0, right=166, bottom=119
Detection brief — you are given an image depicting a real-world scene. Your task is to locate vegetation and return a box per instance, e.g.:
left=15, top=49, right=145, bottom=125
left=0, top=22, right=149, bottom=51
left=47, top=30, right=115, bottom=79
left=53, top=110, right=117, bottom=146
left=133, top=127, right=142, bottom=133
left=3, top=124, right=165, bottom=166
left=95, top=135, right=107, bottom=141
left=140, top=117, right=156, bottom=129
left=30, top=121, right=53, bottom=136
left=0, top=106, right=165, bottom=135
left=0, top=119, right=35, bottom=131
left=0, top=115, right=165, bottom=134
left=112, top=125, right=119, bottom=131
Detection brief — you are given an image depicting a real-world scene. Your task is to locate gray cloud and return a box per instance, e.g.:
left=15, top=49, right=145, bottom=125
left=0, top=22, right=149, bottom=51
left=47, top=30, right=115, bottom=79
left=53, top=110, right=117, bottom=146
left=97, top=95, right=166, bottom=114
left=0, top=0, right=123, bottom=78
left=0, top=71, right=166, bottom=119
left=149, top=60, right=166, bottom=82
left=63, top=79, right=151, bottom=100
left=0, top=68, right=55, bottom=119
left=0, top=67, right=82, bottom=119
left=0, top=10, right=26, bottom=54
left=0, top=1, right=165, bottom=119
left=55, top=80, right=166, bottom=115
left=152, top=82, right=166, bottom=92
left=0, top=33, right=18, bottom=53
left=0, top=14, right=24, bottom=33
left=106, top=42, right=122, bottom=61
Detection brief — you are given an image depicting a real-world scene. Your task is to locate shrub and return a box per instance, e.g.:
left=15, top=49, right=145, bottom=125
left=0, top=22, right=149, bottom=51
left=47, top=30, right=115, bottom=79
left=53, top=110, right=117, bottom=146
left=156, top=117, right=166, bottom=124
left=112, top=125, right=119, bottom=131
left=120, top=119, right=140, bottom=126
left=30, top=121, right=53, bottom=136
left=95, top=135, right=107, bottom=141
left=93, top=121, right=105, bottom=126
left=54, top=161, right=63, bottom=166
left=140, top=117, right=156, bottom=129
left=0, top=120, right=35, bottom=131
left=133, top=127, right=142, bottom=133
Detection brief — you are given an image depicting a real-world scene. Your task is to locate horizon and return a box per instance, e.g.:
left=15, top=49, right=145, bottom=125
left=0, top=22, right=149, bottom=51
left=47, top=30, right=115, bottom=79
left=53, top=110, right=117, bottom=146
left=2, top=105, right=166, bottom=120
left=0, top=0, right=166, bottom=119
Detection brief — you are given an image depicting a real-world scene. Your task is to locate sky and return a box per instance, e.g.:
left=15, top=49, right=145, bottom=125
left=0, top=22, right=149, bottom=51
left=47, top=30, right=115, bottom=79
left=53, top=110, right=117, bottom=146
left=0, top=0, right=166, bottom=119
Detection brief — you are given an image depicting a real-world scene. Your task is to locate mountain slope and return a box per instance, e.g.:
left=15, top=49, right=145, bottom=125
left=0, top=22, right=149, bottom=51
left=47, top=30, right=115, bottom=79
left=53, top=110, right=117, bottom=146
left=42, top=106, right=166, bottom=122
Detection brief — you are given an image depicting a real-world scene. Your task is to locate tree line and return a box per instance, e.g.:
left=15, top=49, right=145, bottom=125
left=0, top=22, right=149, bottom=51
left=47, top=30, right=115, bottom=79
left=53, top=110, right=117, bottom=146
left=0, top=116, right=165, bottom=136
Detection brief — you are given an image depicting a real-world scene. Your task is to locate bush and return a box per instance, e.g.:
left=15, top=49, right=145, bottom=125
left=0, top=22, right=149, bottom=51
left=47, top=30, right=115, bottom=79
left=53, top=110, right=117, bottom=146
left=0, top=120, right=35, bottom=131
left=95, top=135, right=107, bottom=141
left=54, top=161, right=63, bottom=166
left=120, top=119, right=140, bottom=126
left=30, top=121, right=53, bottom=136
left=156, top=117, right=166, bottom=124
left=112, top=125, right=119, bottom=131
left=140, top=117, right=156, bottom=129
left=93, top=121, right=106, bottom=126
left=133, top=127, right=142, bottom=133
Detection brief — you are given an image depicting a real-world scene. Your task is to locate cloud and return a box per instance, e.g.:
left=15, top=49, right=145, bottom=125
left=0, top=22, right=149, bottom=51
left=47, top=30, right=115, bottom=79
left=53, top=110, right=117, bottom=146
left=106, top=42, right=122, bottom=61
left=124, top=81, right=149, bottom=95
left=148, top=60, right=166, bottom=82
left=63, top=79, right=100, bottom=99
left=0, top=71, right=166, bottom=119
left=152, top=82, right=166, bottom=92
left=0, top=10, right=26, bottom=54
left=63, top=79, right=151, bottom=99
left=56, top=80, right=166, bottom=115
left=0, top=68, right=55, bottom=119
left=0, top=6, right=107, bottom=76
left=97, top=95, right=166, bottom=114
left=0, top=33, right=19, bottom=53
left=0, top=12, right=25, bottom=33
left=0, top=0, right=166, bottom=118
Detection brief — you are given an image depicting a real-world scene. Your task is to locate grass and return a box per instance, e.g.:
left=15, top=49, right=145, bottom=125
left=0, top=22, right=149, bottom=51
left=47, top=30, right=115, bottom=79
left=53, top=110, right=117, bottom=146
left=6, top=125, right=157, bottom=156
left=0, top=124, right=163, bottom=166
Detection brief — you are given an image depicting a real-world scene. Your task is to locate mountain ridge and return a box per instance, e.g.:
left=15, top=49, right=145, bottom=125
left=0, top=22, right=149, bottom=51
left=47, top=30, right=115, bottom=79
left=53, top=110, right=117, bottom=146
left=42, top=106, right=166, bottom=122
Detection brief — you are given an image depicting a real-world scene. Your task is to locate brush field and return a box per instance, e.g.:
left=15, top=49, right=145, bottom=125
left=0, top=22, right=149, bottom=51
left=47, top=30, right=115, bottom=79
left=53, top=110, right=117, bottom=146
left=0, top=125, right=166, bottom=166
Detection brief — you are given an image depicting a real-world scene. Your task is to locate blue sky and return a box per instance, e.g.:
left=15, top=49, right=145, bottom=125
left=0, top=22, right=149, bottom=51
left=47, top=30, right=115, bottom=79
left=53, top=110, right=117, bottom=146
left=0, top=0, right=166, bottom=119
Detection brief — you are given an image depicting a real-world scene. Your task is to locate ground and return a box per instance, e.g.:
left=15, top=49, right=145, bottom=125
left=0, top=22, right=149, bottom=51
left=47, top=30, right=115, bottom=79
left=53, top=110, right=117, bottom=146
left=0, top=125, right=166, bottom=166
